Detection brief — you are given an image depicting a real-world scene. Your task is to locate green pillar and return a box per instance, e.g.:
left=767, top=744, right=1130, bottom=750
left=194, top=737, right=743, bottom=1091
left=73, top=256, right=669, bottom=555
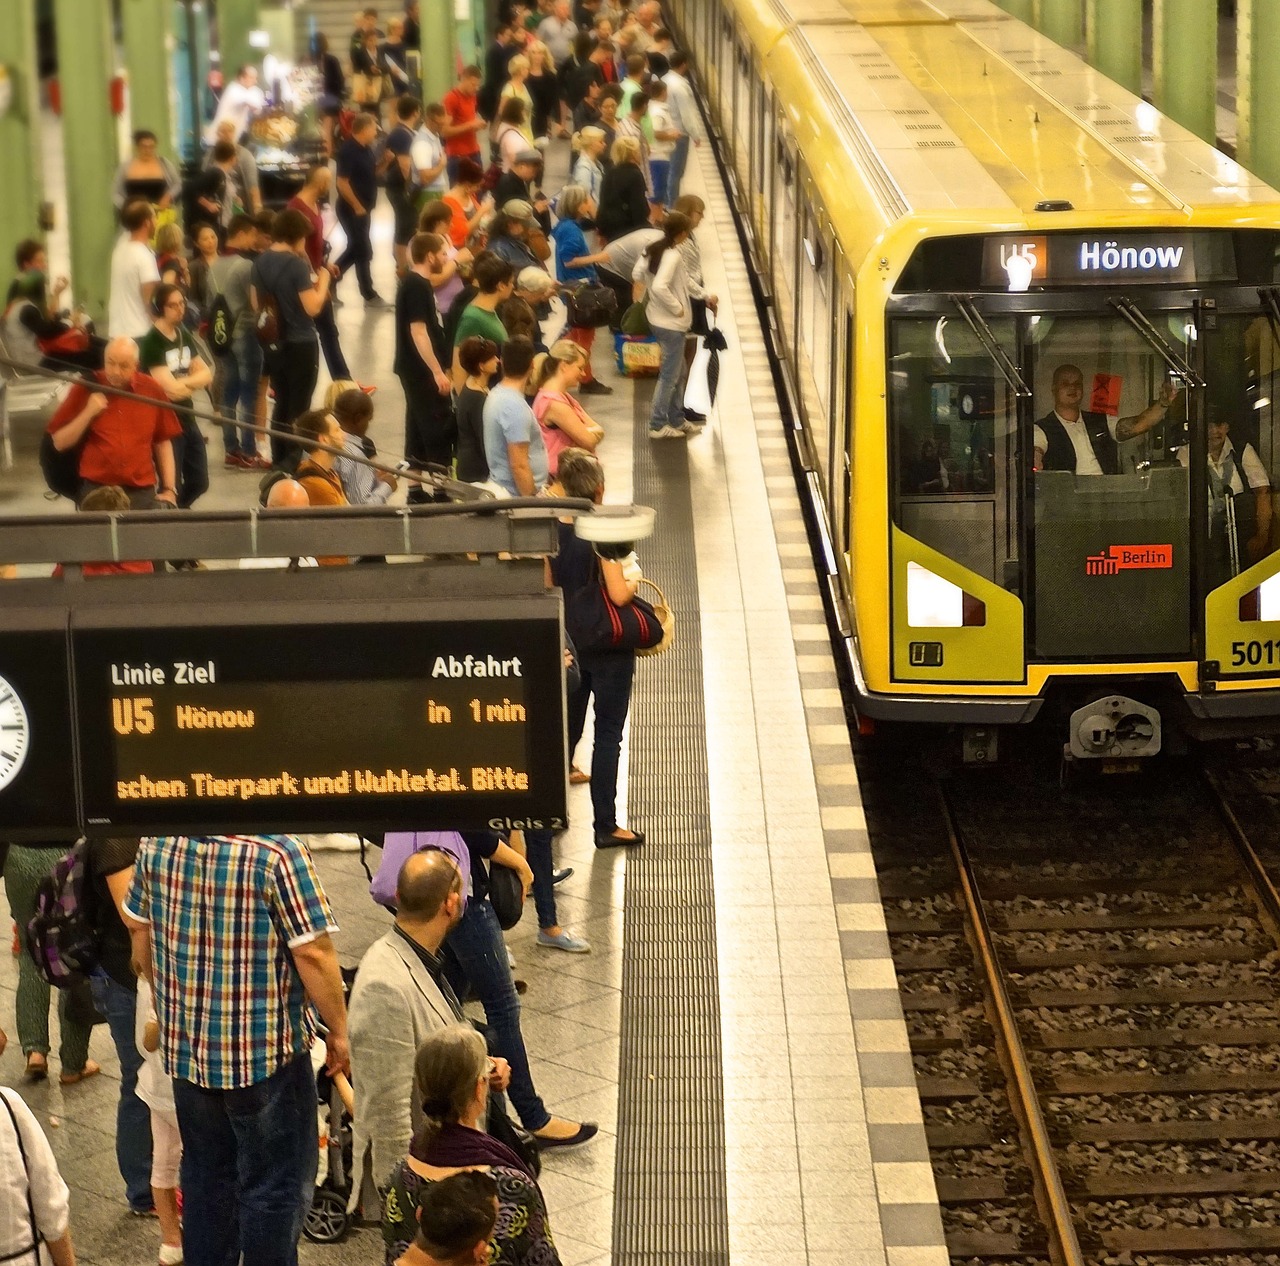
left=1034, top=0, right=1083, bottom=47
left=121, top=0, right=176, bottom=157
left=0, top=0, right=44, bottom=287
left=1152, top=0, right=1218, bottom=144
left=54, top=0, right=118, bottom=324
left=999, top=0, right=1035, bottom=23
left=421, top=0, right=456, bottom=103
left=1238, top=0, right=1280, bottom=189
left=216, top=0, right=262, bottom=83
left=1085, top=0, right=1142, bottom=93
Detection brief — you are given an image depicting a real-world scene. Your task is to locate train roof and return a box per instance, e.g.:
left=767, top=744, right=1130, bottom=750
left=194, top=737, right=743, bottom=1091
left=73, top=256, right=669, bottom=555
left=735, top=0, right=1280, bottom=263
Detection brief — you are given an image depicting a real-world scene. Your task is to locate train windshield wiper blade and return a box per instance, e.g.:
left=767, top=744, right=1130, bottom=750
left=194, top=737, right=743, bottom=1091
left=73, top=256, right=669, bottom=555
left=951, top=297, right=1032, bottom=398
left=1107, top=297, right=1206, bottom=388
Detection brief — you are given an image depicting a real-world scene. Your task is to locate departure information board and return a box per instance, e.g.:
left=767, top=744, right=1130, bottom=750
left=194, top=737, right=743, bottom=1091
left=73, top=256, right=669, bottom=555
left=0, top=596, right=567, bottom=839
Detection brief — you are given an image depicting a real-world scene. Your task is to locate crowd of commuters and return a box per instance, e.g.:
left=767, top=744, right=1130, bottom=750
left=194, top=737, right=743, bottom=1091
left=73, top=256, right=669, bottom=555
left=1, top=2, right=722, bottom=1262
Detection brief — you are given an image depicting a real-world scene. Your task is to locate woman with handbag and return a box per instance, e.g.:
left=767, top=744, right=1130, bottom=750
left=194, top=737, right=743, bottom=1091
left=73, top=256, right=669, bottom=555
left=632, top=210, right=694, bottom=439
left=549, top=449, right=647, bottom=849
left=0, top=1082, right=76, bottom=1266
left=550, top=184, right=616, bottom=395
left=351, top=28, right=388, bottom=121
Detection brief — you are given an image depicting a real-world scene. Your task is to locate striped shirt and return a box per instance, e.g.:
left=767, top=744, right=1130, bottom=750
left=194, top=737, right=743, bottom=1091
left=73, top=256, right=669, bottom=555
left=124, top=834, right=337, bottom=1090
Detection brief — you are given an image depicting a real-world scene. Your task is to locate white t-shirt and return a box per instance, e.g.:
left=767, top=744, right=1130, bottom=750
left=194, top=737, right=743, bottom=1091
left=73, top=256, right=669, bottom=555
left=0, top=1087, right=70, bottom=1266
left=108, top=237, right=161, bottom=339
left=206, top=80, right=266, bottom=144
left=1176, top=436, right=1270, bottom=496
left=648, top=100, right=677, bottom=159
left=411, top=126, right=449, bottom=195
left=1033, top=410, right=1121, bottom=477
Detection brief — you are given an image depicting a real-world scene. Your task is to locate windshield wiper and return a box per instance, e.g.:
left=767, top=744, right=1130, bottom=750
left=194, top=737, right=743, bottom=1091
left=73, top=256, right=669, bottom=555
left=1107, top=297, right=1206, bottom=388
left=951, top=296, right=1032, bottom=398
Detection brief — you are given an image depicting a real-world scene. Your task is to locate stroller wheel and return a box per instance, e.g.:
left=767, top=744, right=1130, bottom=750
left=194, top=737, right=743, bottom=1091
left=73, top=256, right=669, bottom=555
left=304, top=1188, right=352, bottom=1243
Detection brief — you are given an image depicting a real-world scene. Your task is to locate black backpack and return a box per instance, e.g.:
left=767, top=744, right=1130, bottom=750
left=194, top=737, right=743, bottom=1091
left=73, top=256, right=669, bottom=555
left=207, top=291, right=234, bottom=357
left=26, top=840, right=99, bottom=988
left=40, top=431, right=82, bottom=500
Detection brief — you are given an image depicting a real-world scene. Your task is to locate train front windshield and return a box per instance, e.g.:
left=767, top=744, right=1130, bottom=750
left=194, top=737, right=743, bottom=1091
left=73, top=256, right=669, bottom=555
left=889, top=230, right=1280, bottom=664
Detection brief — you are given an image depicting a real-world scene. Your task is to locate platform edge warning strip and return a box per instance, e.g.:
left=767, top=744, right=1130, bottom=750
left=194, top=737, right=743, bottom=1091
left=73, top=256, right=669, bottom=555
left=610, top=384, right=732, bottom=1266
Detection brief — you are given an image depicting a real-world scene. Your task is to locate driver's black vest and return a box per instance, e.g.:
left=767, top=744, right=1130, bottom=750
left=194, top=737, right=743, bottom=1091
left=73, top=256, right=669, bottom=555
left=1038, top=410, right=1120, bottom=475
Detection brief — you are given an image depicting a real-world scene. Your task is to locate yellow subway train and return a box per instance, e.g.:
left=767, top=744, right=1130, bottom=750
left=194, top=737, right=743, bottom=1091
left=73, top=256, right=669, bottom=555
left=666, top=0, right=1280, bottom=760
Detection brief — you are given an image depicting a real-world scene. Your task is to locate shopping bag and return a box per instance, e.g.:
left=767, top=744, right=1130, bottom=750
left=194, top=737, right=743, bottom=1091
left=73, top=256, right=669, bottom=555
left=683, top=339, right=712, bottom=415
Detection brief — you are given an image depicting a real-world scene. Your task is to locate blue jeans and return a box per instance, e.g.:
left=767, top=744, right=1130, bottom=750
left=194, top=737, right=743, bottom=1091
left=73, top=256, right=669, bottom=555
left=649, top=159, right=671, bottom=206
left=649, top=325, right=690, bottom=431
left=172, top=1052, right=318, bottom=1266
left=568, top=650, right=636, bottom=834
left=667, top=136, right=690, bottom=206
left=220, top=327, right=263, bottom=457
left=442, top=899, right=551, bottom=1132
left=89, top=972, right=155, bottom=1212
left=526, top=829, right=558, bottom=929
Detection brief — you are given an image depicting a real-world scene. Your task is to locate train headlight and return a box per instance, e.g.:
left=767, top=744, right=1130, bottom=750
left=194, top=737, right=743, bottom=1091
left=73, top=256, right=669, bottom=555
left=906, top=562, right=986, bottom=628
left=1238, top=574, right=1280, bottom=622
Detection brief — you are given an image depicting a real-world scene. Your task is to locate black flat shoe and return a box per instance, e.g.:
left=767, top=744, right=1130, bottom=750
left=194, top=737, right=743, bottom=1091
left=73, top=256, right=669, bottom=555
left=594, top=829, right=645, bottom=849
left=580, top=379, right=614, bottom=395
left=534, top=1121, right=599, bottom=1149
left=552, top=867, right=574, bottom=885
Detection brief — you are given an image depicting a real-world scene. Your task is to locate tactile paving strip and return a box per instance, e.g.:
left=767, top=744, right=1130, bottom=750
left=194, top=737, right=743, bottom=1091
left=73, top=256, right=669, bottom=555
left=609, top=387, right=732, bottom=1265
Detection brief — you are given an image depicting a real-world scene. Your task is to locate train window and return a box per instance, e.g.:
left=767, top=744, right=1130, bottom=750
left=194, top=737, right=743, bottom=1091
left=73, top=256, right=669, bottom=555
left=733, top=43, right=751, bottom=188
left=1196, top=313, right=1279, bottom=612
left=772, top=129, right=798, bottom=356
left=890, top=316, right=1016, bottom=584
left=797, top=205, right=833, bottom=466
left=1027, top=312, right=1192, bottom=660
left=759, top=95, right=775, bottom=272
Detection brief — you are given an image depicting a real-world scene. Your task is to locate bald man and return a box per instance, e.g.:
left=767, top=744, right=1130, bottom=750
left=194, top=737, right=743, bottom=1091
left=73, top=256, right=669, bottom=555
left=349, top=851, right=511, bottom=1204
left=238, top=476, right=319, bottom=569
left=46, top=336, right=182, bottom=507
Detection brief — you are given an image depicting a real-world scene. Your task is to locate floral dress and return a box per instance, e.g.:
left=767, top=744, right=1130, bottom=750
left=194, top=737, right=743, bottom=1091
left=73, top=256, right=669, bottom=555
left=382, top=1161, right=561, bottom=1265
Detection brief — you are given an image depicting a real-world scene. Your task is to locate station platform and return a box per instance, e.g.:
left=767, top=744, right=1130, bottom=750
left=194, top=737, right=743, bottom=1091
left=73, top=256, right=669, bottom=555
left=0, top=123, right=945, bottom=1266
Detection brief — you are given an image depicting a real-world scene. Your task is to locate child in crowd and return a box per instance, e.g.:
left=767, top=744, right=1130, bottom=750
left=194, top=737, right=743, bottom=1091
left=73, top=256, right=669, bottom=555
left=136, top=977, right=183, bottom=1265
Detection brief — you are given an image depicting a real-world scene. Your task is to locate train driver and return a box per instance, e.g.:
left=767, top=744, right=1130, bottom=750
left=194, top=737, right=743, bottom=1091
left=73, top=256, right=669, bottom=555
left=1175, top=409, right=1273, bottom=583
left=1032, top=363, right=1178, bottom=475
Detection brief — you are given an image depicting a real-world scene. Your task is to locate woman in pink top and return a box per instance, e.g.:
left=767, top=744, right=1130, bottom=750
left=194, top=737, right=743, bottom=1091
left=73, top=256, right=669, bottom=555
left=531, top=340, right=605, bottom=475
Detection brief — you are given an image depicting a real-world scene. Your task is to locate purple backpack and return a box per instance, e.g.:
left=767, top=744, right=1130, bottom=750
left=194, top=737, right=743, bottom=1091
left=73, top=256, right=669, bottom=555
left=370, top=832, right=472, bottom=910
left=27, top=841, right=98, bottom=988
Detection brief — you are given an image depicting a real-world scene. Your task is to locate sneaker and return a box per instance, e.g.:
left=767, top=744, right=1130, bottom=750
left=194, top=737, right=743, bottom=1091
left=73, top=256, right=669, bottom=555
left=363, top=293, right=389, bottom=307
left=683, top=419, right=706, bottom=434
left=158, top=1244, right=184, bottom=1265
left=537, top=928, right=592, bottom=953
left=552, top=866, right=573, bottom=885
left=649, top=425, right=686, bottom=439
left=359, top=383, right=378, bottom=396
left=224, top=454, right=244, bottom=469
left=579, top=379, right=613, bottom=395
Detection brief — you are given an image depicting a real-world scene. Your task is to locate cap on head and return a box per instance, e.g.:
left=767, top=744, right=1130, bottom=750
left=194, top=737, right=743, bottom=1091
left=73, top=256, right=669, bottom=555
left=502, top=199, right=536, bottom=225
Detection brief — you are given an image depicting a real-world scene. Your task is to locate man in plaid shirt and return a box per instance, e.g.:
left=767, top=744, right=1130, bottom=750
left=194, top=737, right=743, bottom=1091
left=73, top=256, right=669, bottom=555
left=125, top=834, right=350, bottom=1266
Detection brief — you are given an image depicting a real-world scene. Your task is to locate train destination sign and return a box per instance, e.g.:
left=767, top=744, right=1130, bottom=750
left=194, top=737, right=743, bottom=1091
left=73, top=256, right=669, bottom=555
left=0, top=595, right=568, bottom=839
left=982, top=232, right=1198, bottom=289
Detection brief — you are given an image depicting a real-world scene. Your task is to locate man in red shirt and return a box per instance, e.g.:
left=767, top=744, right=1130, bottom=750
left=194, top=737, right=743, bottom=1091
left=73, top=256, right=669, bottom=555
left=286, top=165, right=352, bottom=381
left=48, top=336, right=181, bottom=508
left=442, top=66, right=487, bottom=184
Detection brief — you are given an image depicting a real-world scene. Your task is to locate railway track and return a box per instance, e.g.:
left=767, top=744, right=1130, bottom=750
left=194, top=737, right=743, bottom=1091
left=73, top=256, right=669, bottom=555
left=868, top=747, right=1280, bottom=1265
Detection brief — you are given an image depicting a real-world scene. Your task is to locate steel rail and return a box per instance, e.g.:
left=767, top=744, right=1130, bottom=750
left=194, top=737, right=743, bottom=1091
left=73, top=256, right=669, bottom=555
left=936, top=780, right=1087, bottom=1266
left=1203, top=765, right=1280, bottom=936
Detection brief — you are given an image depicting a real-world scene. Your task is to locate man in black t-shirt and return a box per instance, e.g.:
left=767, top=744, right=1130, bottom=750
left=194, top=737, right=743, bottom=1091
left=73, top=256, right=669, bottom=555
left=335, top=113, right=384, bottom=305
left=396, top=232, right=455, bottom=501
left=84, top=836, right=156, bottom=1215
left=250, top=209, right=332, bottom=464
left=385, top=95, right=423, bottom=275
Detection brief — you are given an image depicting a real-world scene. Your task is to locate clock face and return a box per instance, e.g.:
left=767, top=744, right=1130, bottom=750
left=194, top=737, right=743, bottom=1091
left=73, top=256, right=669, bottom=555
left=0, top=677, right=30, bottom=792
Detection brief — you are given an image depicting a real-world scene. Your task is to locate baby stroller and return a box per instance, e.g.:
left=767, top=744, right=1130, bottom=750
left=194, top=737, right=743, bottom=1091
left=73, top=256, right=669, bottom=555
left=305, top=969, right=358, bottom=1243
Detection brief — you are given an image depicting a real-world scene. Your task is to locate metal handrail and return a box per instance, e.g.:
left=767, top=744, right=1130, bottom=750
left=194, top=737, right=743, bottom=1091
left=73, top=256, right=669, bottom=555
left=937, top=780, right=1088, bottom=1266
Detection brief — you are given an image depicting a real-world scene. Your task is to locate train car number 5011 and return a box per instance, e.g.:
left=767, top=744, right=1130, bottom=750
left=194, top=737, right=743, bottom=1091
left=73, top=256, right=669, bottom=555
left=1231, top=640, right=1280, bottom=668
